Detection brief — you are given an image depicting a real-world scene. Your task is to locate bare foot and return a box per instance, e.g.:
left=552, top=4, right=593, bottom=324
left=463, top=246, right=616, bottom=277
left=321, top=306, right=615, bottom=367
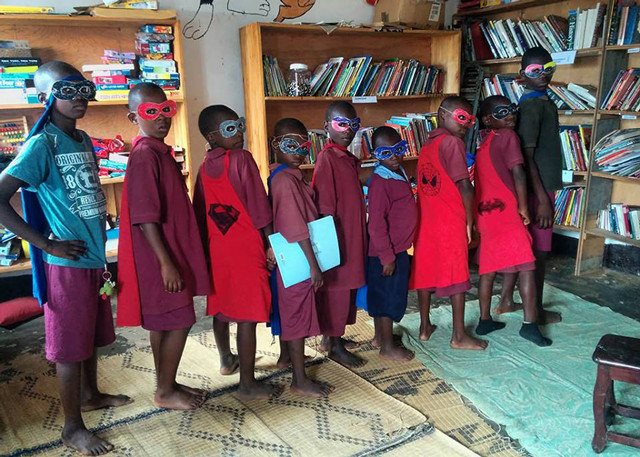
left=379, top=345, right=415, bottom=361
left=236, top=381, right=280, bottom=400
left=328, top=346, right=367, bottom=368
left=276, top=354, right=312, bottom=369
left=493, top=298, right=523, bottom=315
left=81, top=393, right=133, bottom=412
left=419, top=323, right=437, bottom=341
left=178, top=383, right=207, bottom=398
left=538, top=309, right=562, bottom=325
left=290, top=379, right=334, bottom=398
left=62, top=426, right=113, bottom=456
left=450, top=334, right=488, bottom=350
left=219, top=353, right=239, bottom=376
left=154, top=388, right=205, bottom=410
left=371, top=337, right=381, bottom=348
left=320, top=336, right=360, bottom=352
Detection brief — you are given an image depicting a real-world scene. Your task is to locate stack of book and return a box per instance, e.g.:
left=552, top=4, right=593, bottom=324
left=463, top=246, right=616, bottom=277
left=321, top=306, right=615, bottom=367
left=597, top=203, right=640, bottom=240
left=84, top=51, right=137, bottom=102
left=263, top=55, right=288, bottom=97
left=307, top=130, right=327, bottom=165
left=554, top=186, right=584, bottom=228
left=559, top=125, right=591, bottom=171
left=384, top=113, right=439, bottom=157
left=481, top=73, right=523, bottom=103
left=593, top=129, right=640, bottom=179
left=548, top=83, right=597, bottom=110
left=600, top=68, right=640, bottom=111
left=0, top=227, right=20, bottom=267
left=608, top=4, right=640, bottom=46
left=136, top=24, right=180, bottom=94
left=0, top=55, right=40, bottom=106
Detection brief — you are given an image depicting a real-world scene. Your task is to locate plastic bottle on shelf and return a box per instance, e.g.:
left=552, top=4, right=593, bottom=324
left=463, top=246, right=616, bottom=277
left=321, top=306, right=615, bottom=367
left=287, top=63, right=311, bottom=97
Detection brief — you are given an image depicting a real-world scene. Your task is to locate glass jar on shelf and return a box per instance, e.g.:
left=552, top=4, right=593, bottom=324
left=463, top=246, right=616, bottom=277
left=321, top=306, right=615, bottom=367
left=287, top=63, right=311, bottom=96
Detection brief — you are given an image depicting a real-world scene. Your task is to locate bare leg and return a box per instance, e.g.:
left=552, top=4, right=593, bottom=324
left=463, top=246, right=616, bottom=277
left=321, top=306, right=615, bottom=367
left=213, top=317, right=239, bottom=375
left=534, top=251, right=561, bottom=324
left=326, top=336, right=367, bottom=368
left=476, top=273, right=505, bottom=335
left=519, top=270, right=552, bottom=346
left=277, top=338, right=291, bottom=369
left=450, top=293, right=487, bottom=350
left=58, top=361, right=113, bottom=455
left=418, top=289, right=437, bottom=341
left=80, top=352, right=132, bottom=412
left=378, top=316, right=414, bottom=361
left=288, top=338, right=332, bottom=398
left=236, top=322, right=277, bottom=400
left=371, top=317, right=382, bottom=348
left=494, top=273, right=523, bottom=314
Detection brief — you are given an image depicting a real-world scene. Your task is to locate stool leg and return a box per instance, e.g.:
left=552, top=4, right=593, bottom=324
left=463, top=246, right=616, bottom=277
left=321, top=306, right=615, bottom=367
left=605, top=379, right=616, bottom=426
left=592, top=365, right=610, bottom=453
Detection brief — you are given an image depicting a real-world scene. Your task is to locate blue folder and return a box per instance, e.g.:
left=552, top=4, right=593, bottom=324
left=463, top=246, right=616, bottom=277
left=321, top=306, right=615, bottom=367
left=268, top=215, right=340, bottom=288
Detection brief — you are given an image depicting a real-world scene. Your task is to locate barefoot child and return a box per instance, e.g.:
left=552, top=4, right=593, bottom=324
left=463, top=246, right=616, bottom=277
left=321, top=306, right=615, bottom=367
left=474, top=96, right=552, bottom=346
left=268, top=118, right=332, bottom=397
left=312, top=101, right=368, bottom=368
left=495, top=47, right=563, bottom=325
left=367, top=127, right=417, bottom=361
left=193, top=105, right=277, bottom=399
left=0, top=61, right=131, bottom=455
left=410, top=96, right=487, bottom=350
left=117, top=83, right=210, bottom=410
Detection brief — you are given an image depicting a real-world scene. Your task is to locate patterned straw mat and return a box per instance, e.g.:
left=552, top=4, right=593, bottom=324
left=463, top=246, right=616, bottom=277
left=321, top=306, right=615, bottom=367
left=0, top=325, right=478, bottom=457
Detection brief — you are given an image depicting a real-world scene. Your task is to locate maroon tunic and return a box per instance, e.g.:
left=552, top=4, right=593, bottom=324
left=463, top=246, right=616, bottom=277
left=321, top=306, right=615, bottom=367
left=367, top=171, right=417, bottom=265
left=270, top=164, right=321, bottom=340
left=127, top=136, right=209, bottom=316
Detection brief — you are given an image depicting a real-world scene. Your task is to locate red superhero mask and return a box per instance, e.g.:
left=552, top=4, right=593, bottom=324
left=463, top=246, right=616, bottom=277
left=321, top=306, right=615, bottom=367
left=441, top=106, right=476, bottom=127
left=137, top=100, right=177, bottom=120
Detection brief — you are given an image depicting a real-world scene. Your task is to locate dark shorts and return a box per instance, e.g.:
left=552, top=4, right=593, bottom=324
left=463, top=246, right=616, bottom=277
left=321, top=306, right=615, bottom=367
left=44, top=263, right=115, bottom=363
left=529, top=191, right=556, bottom=252
left=142, top=304, right=196, bottom=331
left=366, top=251, right=410, bottom=322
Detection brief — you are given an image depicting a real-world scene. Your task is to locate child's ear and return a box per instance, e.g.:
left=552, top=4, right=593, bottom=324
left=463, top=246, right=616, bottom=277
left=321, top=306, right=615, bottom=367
left=323, top=120, right=329, bottom=132
left=127, top=112, right=139, bottom=125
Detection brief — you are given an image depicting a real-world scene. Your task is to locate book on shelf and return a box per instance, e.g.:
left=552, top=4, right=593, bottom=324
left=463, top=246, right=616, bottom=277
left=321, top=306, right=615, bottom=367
left=548, top=83, right=596, bottom=110
left=593, top=129, right=640, bottom=179
left=608, top=4, right=640, bottom=46
left=307, top=129, right=327, bottom=165
left=0, top=54, right=40, bottom=105
left=600, top=68, right=640, bottom=111
left=481, top=73, right=523, bottom=104
left=263, top=55, right=288, bottom=97
left=554, top=186, right=584, bottom=228
left=559, top=124, right=591, bottom=171
left=597, top=203, right=640, bottom=240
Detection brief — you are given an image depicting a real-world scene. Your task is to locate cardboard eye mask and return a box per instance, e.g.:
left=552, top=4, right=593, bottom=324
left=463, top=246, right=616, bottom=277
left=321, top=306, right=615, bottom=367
left=373, top=140, right=408, bottom=160
left=441, top=107, right=476, bottom=127
left=137, top=100, right=177, bottom=120
left=492, top=103, right=518, bottom=119
left=278, top=136, right=311, bottom=156
left=331, top=116, right=361, bottom=132
left=524, top=61, right=556, bottom=78
left=218, top=117, right=246, bottom=138
left=51, top=80, right=96, bottom=101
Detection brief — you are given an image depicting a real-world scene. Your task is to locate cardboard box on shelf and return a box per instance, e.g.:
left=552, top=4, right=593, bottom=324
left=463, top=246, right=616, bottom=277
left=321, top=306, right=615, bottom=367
left=373, top=0, right=445, bottom=29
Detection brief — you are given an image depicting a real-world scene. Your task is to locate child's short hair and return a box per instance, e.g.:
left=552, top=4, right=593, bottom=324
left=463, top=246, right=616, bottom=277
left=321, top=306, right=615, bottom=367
left=325, top=100, right=356, bottom=121
left=274, top=117, right=306, bottom=136
left=521, top=47, right=552, bottom=69
left=198, top=104, right=237, bottom=137
left=34, top=61, right=82, bottom=94
left=128, top=82, right=165, bottom=111
left=372, top=126, right=401, bottom=149
left=439, top=95, right=472, bottom=113
left=478, top=95, right=511, bottom=118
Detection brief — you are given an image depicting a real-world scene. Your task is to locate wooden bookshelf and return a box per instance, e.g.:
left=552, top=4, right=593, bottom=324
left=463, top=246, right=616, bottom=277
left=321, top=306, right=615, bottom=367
left=239, top=23, right=461, bottom=181
left=0, top=15, right=192, bottom=277
left=454, top=0, right=567, bottom=19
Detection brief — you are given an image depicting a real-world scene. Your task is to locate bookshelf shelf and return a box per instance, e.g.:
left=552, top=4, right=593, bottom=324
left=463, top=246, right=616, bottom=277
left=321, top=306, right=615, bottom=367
left=0, top=96, right=185, bottom=111
left=591, top=171, right=640, bottom=184
left=559, top=110, right=595, bottom=116
left=454, top=0, right=565, bottom=19
left=605, top=44, right=640, bottom=51
left=467, top=48, right=602, bottom=66
left=585, top=228, right=640, bottom=248
left=554, top=224, right=580, bottom=232
left=264, top=94, right=454, bottom=102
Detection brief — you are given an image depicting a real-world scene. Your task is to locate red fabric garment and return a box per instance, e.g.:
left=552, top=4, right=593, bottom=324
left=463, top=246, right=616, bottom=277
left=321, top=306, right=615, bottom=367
left=480, top=128, right=525, bottom=197
left=311, top=142, right=366, bottom=290
left=201, top=152, right=271, bottom=322
left=475, top=131, right=535, bottom=275
left=410, top=133, right=470, bottom=291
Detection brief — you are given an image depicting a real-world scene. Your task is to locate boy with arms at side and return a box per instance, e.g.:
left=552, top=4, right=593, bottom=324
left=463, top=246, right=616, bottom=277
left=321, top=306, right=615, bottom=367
left=495, top=47, right=563, bottom=325
left=411, top=96, right=487, bottom=350
left=367, top=126, right=417, bottom=361
left=268, top=117, right=332, bottom=397
left=117, top=83, right=210, bottom=410
left=193, top=105, right=278, bottom=399
left=474, top=95, right=551, bottom=346
left=312, top=101, right=368, bottom=368
left=0, top=61, right=131, bottom=455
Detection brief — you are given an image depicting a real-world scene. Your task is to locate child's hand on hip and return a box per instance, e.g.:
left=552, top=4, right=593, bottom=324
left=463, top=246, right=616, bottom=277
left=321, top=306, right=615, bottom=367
left=266, top=247, right=276, bottom=271
left=382, top=259, right=396, bottom=277
left=310, top=264, right=324, bottom=290
left=45, top=239, right=87, bottom=261
left=160, top=261, right=183, bottom=293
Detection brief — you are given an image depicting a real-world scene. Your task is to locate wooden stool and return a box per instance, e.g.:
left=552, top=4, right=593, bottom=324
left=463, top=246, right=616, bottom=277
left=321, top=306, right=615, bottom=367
left=592, top=334, right=640, bottom=453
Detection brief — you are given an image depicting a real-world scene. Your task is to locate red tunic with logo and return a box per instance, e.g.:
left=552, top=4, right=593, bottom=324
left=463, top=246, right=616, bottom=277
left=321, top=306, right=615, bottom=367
left=475, top=129, right=535, bottom=275
left=410, top=129, right=471, bottom=296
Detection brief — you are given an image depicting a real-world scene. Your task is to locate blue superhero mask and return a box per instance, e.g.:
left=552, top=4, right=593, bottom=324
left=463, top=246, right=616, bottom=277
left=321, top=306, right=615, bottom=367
left=373, top=140, right=408, bottom=161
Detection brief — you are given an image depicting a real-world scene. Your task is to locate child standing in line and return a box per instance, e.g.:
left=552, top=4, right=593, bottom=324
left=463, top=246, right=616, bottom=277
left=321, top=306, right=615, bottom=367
left=117, top=83, right=210, bottom=410
left=0, top=61, right=131, bottom=456
left=494, top=47, right=563, bottom=325
left=410, top=96, right=488, bottom=351
left=312, top=101, right=368, bottom=368
left=474, top=95, right=551, bottom=346
left=268, top=117, right=332, bottom=397
left=193, top=105, right=278, bottom=400
left=367, top=126, right=417, bottom=361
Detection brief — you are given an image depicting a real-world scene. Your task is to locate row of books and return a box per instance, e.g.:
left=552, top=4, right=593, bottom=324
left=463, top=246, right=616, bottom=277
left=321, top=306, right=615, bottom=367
left=263, top=55, right=288, bottom=97
left=560, top=125, right=591, bottom=171
left=554, top=186, right=584, bottom=228
left=597, top=203, right=640, bottom=240
left=608, top=5, right=640, bottom=46
left=593, top=129, right=640, bottom=179
left=548, top=83, right=597, bottom=110
left=0, top=42, right=40, bottom=106
left=600, top=68, right=640, bottom=111
left=481, top=74, right=523, bottom=104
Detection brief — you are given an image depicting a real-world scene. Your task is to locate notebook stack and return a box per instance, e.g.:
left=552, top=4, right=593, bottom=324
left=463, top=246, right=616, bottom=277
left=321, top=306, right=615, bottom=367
left=554, top=186, right=584, bottom=228
left=0, top=51, right=40, bottom=106
left=597, top=203, right=640, bottom=240
left=84, top=51, right=137, bottom=102
left=559, top=125, right=591, bottom=171
left=593, top=129, right=640, bottom=179
left=600, top=68, right=640, bottom=111
left=136, top=24, right=180, bottom=96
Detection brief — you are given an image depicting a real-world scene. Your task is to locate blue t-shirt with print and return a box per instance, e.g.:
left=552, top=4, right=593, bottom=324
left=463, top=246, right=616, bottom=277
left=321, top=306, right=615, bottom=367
left=5, top=122, right=107, bottom=269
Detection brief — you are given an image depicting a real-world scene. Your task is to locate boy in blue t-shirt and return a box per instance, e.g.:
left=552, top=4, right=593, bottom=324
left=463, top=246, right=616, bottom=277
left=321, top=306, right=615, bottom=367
left=0, top=61, right=131, bottom=456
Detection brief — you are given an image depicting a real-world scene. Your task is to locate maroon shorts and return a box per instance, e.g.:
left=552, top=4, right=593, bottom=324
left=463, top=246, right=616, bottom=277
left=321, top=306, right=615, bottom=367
left=528, top=191, right=555, bottom=253
left=142, top=304, right=196, bottom=331
left=316, top=288, right=357, bottom=337
left=44, top=263, right=115, bottom=363
left=498, top=261, right=536, bottom=274
left=425, top=280, right=472, bottom=298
